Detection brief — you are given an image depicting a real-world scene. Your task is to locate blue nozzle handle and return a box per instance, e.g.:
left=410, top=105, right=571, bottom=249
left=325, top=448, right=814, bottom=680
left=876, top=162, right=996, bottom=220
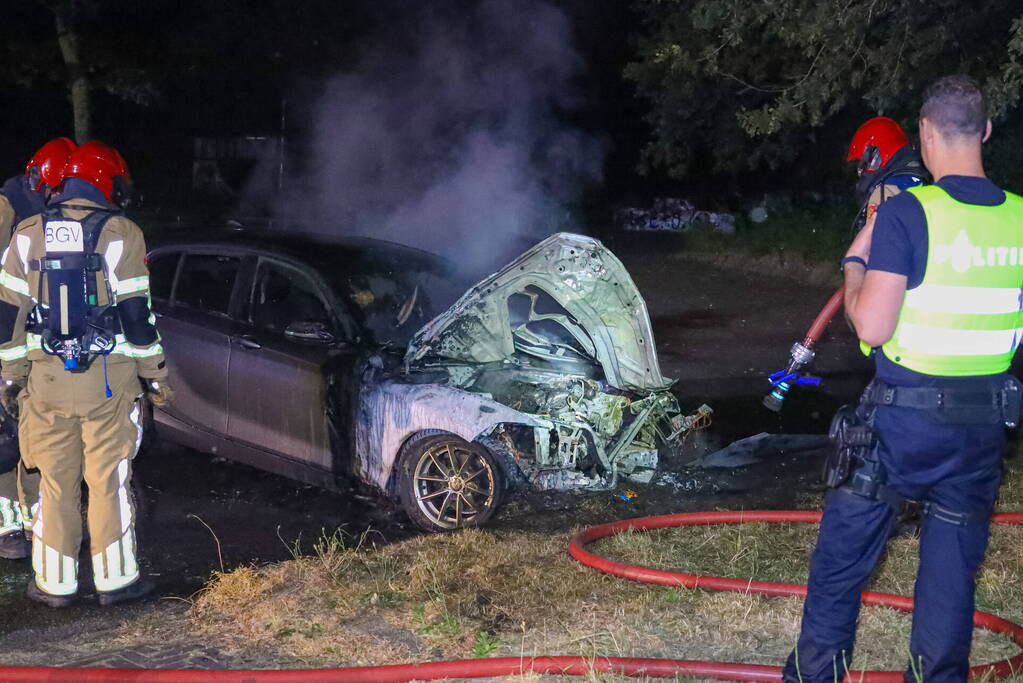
left=767, top=369, right=823, bottom=387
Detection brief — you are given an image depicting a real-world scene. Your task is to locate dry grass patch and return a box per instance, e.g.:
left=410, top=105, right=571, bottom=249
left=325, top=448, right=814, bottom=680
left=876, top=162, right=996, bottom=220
left=191, top=463, right=1023, bottom=672
left=673, top=249, right=841, bottom=288
left=190, top=526, right=647, bottom=666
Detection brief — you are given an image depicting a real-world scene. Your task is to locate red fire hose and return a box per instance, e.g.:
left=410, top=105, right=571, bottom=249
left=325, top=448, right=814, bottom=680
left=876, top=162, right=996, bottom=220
left=763, top=286, right=846, bottom=410
left=569, top=510, right=1023, bottom=682
left=805, top=286, right=845, bottom=346
left=2, top=510, right=1022, bottom=682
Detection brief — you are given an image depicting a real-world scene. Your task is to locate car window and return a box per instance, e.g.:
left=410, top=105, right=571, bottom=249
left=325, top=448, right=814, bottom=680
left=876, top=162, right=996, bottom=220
left=174, top=253, right=239, bottom=316
left=147, top=252, right=180, bottom=302
left=249, top=260, right=331, bottom=333
left=330, top=260, right=466, bottom=347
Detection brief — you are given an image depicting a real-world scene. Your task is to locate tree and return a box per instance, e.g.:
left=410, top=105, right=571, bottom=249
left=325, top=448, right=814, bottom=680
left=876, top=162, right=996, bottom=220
left=50, top=0, right=90, bottom=142
left=627, top=0, right=1023, bottom=180
left=16, top=0, right=165, bottom=144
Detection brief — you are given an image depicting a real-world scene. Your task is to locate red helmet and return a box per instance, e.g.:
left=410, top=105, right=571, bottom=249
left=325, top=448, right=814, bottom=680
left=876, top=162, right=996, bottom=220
left=847, top=117, right=909, bottom=175
left=63, top=140, right=133, bottom=206
left=24, top=137, right=76, bottom=193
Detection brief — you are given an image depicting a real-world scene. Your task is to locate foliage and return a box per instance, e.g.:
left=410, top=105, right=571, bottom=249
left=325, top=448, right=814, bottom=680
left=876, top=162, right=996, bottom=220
left=0, top=0, right=364, bottom=142
left=627, top=0, right=1023, bottom=178
left=681, top=199, right=855, bottom=266
left=471, top=630, right=499, bottom=658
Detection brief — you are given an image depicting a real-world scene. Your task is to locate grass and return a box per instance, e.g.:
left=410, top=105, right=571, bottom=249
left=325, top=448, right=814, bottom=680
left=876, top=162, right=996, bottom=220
left=663, top=203, right=855, bottom=286
left=189, top=458, right=1023, bottom=680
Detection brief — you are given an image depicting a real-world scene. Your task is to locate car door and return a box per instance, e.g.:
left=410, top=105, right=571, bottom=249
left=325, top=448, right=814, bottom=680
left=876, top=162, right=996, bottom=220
left=226, top=256, right=340, bottom=471
left=154, top=249, right=242, bottom=435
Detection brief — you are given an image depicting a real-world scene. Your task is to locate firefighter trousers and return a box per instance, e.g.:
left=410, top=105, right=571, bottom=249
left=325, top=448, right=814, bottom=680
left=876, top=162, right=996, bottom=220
left=0, top=463, right=39, bottom=536
left=18, top=358, right=144, bottom=596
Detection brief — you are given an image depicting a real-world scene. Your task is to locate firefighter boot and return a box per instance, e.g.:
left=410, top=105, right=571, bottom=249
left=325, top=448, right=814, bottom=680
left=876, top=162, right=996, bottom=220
left=0, top=530, right=29, bottom=559
left=98, top=576, right=154, bottom=607
left=26, top=579, right=77, bottom=608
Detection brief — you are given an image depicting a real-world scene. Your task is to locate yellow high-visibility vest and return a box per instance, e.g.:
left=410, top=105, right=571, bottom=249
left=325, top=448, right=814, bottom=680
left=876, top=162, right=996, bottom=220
left=879, top=184, right=1023, bottom=375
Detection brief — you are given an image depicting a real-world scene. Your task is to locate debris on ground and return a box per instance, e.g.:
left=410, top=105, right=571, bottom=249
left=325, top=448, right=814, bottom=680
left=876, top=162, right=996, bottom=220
left=697, top=433, right=829, bottom=469
left=616, top=198, right=736, bottom=235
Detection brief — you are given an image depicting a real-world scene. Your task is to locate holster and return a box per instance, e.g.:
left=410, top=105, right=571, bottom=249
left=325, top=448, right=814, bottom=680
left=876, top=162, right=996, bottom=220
left=824, top=404, right=875, bottom=489
left=1000, top=375, right=1023, bottom=428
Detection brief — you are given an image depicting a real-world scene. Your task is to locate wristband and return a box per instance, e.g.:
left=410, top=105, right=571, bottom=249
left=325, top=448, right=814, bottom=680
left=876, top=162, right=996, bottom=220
left=841, top=256, right=867, bottom=270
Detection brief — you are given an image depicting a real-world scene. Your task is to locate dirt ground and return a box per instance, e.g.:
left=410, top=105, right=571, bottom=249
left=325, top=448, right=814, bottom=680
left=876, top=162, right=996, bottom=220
left=0, top=241, right=881, bottom=671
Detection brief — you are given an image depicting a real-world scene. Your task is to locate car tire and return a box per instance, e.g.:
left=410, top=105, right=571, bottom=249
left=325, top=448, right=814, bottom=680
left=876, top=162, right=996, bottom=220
left=396, top=432, right=503, bottom=533
left=476, top=435, right=530, bottom=492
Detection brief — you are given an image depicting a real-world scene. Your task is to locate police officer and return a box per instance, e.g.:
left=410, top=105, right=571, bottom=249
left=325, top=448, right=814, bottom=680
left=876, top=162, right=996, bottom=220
left=0, top=140, right=171, bottom=607
left=0, top=138, right=75, bottom=560
left=783, top=76, right=1023, bottom=681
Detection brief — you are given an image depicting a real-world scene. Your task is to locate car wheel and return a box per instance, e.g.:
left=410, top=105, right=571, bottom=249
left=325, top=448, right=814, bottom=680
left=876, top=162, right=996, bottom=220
left=397, top=433, right=503, bottom=532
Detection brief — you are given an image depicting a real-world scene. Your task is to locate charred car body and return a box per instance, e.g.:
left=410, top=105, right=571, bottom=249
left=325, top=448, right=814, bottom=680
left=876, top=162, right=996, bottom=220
left=148, top=232, right=706, bottom=532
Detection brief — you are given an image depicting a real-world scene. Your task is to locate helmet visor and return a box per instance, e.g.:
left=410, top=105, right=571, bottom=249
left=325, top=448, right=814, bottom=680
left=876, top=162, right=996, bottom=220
left=857, top=145, right=883, bottom=176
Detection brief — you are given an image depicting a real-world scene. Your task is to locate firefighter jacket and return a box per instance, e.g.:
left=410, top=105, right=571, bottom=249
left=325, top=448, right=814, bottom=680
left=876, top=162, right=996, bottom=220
left=0, top=175, right=46, bottom=255
left=0, top=198, right=166, bottom=382
left=0, top=196, right=13, bottom=253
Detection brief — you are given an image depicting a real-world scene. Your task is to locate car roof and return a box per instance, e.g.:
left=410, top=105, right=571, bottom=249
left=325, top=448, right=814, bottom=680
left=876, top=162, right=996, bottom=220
left=147, top=226, right=451, bottom=274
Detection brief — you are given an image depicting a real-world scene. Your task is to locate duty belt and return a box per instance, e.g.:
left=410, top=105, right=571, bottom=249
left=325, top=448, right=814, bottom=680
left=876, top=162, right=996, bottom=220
left=863, top=377, right=1023, bottom=427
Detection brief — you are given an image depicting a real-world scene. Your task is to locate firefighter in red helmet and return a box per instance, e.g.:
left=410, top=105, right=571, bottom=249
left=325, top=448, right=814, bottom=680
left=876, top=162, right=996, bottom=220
left=847, top=116, right=926, bottom=230
left=0, top=138, right=75, bottom=253
left=0, top=140, right=171, bottom=606
left=0, top=138, right=76, bottom=561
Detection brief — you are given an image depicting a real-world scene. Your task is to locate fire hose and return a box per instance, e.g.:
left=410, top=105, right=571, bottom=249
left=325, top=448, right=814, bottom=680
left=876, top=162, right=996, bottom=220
left=1, top=509, right=1022, bottom=682
left=764, top=286, right=846, bottom=412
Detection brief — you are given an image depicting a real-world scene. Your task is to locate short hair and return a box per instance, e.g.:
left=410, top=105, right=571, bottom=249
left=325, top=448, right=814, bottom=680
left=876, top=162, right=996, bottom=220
left=920, top=75, right=987, bottom=138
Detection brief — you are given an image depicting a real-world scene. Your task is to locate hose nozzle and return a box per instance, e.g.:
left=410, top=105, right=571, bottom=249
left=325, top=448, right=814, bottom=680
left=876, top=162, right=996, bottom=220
left=763, top=382, right=790, bottom=412
left=763, top=343, right=821, bottom=412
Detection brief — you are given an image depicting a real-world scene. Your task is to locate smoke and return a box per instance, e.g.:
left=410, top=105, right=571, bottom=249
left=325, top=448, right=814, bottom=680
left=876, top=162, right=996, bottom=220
left=246, top=0, right=603, bottom=273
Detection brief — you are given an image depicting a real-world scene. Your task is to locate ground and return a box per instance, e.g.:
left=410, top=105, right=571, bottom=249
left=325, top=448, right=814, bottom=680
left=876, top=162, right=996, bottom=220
left=2, top=238, right=1017, bottom=679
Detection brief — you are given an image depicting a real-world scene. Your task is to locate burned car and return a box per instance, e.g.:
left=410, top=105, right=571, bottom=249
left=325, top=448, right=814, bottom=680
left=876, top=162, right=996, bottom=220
left=147, top=231, right=706, bottom=532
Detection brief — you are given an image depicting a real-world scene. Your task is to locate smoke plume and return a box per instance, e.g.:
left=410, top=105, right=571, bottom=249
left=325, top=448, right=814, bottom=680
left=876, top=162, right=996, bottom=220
left=247, top=0, right=603, bottom=274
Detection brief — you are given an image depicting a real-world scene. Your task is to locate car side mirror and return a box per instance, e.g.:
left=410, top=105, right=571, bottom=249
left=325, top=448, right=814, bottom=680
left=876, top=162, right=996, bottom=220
left=284, top=321, right=336, bottom=344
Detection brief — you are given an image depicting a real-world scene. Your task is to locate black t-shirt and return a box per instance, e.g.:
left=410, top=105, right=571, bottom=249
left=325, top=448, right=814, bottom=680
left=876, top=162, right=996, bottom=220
left=867, top=175, right=1008, bottom=386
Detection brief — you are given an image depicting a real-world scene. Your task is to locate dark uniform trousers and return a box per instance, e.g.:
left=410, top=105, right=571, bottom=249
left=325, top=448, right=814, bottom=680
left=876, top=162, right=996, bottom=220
left=783, top=402, right=1004, bottom=683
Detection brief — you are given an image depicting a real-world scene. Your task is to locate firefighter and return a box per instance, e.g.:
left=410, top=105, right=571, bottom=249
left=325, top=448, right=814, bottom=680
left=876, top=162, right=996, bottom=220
left=847, top=116, right=926, bottom=230
left=763, top=118, right=924, bottom=412
left=0, top=141, right=172, bottom=607
left=0, top=139, right=73, bottom=252
left=0, top=138, right=76, bottom=560
left=784, top=76, right=1023, bottom=681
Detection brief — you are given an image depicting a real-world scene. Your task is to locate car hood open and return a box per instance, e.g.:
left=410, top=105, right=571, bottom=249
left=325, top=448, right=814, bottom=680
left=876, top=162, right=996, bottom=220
left=405, top=233, right=671, bottom=392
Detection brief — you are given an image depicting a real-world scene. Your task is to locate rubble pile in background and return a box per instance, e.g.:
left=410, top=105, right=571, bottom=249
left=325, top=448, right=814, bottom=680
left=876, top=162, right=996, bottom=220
left=617, top=198, right=736, bottom=235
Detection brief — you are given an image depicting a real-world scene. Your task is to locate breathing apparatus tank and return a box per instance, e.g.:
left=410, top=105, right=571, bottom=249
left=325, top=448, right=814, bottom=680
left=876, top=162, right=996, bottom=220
left=31, top=204, right=120, bottom=372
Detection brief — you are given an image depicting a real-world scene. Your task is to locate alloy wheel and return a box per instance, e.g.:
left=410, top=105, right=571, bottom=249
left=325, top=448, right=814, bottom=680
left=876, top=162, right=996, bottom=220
left=411, top=441, right=497, bottom=529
